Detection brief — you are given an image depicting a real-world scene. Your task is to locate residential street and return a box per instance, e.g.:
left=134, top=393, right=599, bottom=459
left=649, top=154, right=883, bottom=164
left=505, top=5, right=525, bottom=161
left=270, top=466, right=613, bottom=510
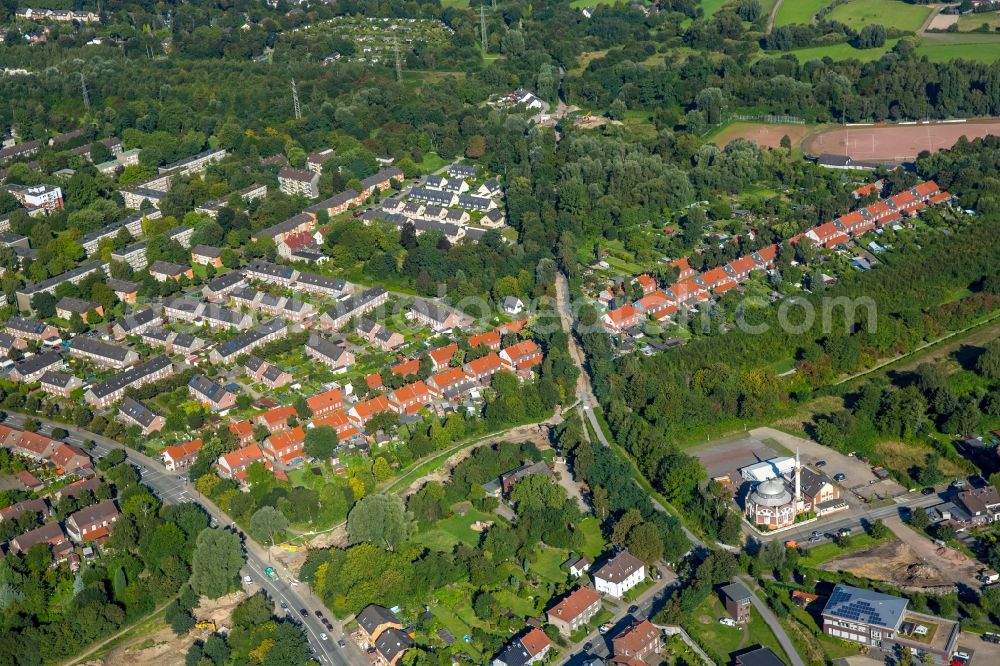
left=3, top=412, right=365, bottom=666
left=738, top=576, right=806, bottom=666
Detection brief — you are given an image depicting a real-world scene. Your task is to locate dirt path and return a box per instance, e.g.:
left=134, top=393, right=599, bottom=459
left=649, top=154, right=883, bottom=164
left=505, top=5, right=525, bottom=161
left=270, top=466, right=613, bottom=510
left=68, top=599, right=176, bottom=666
left=884, top=516, right=983, bottom=590
left=835, top=312, right=1000, bottom=386
left=766, top=0, right=783, bottom=34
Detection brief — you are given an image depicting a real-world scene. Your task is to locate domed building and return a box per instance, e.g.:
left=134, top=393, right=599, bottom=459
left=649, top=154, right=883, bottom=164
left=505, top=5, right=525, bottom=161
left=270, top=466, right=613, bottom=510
left=745, top=477, right=797, bottom=529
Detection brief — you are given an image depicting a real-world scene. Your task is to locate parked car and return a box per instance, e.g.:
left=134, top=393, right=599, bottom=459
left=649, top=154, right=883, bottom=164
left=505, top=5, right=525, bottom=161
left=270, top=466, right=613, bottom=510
left=815, top=460, right=826, bottom=467
left=834, top=473, right=847, bottom=482
left=320, top=633, right=329, bottom=641
left=243, top=575, right=253, bottom=585
left=338, top=640, right=347, bottom=648
left=719, top=618, right=737, bottom=627
left=922, top=487, right=936, bottom=496
left=837, top=527, right=852, bottom=537
left=300, top=609, right=309, bottom=617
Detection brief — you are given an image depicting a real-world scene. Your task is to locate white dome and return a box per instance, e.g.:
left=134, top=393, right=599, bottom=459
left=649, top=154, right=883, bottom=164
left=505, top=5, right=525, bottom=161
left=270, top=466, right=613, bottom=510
left=750, top=478, right=792, bottom=507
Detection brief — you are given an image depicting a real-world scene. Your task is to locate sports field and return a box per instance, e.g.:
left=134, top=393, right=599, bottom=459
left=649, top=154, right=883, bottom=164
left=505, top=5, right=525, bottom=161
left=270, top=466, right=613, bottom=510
left=710, top=121, right=816, bottom=150
left=827, top=0, right=931, bottom=33
left=802, top=119, right=1000, bottom=162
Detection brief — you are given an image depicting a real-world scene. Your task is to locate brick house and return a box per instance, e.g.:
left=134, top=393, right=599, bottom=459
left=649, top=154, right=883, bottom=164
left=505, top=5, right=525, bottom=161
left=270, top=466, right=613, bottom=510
left=546, top=586, right=601, bottom=636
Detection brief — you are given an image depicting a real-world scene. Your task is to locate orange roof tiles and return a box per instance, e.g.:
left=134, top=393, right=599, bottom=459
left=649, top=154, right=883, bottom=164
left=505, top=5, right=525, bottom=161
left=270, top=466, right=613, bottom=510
left=548, top=586, right=600, bottom=622
left=428, top=343, right=459, bottom=368
left=351, top=395, right=392, bottom=422
left=306, top=387, right=343, bottom=414
left=163, top=438, right=202, bottom=462
left=365, top=372, right=383, bottom=389
left=257, top=405, right=296, bottom=430
left=390, top=358, right=420, bottom=377
left=468, top=330, right=501, bottom=350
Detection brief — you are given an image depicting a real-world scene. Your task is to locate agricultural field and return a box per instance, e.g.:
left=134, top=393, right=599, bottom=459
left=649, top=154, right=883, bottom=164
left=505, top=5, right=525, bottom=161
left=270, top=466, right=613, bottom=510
left=570, top=0, right=619, bottom=7
left=917, top=34, right=1000, bottom=62
left=774, top=0, right=829, bottom=26
left=788, top=38, right=901, bottom=62
left=827, top=0, right=932, bottom=33
left=957, top=11, right=1000, bottom=32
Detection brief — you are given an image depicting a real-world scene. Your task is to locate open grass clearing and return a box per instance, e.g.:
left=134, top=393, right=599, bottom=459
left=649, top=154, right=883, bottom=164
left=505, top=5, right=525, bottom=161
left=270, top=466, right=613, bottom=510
left=798, top=531, right=892, bottom=567
left=827, top=0, right=931, bottom=33
left=570, top=0, right=618, bottom=7
left=787, top=38, right=900, bottom=62
left=701, top=0, right=729, bottom=16
left=775, top=0, right=829, bottom=26
left=916, top=39, right=1000, bottom=63
left=957, top=12, right=1000, bottom=32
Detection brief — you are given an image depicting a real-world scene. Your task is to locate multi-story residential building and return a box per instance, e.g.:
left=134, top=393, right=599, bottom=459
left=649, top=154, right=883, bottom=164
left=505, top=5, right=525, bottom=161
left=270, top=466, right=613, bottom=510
left=464, top=352, right=503, bottom=383
left=408, top=301, right=466, bottom=332
left=159, top=148, right=226, bottom=176
left=39, top=370, right=82, bottom=397
left=202, top=271, right=246, bottom=301
left=9, top=351, right=64, bottom=383
left=244, top=356, right=293, bottom=389
left=306, top=148, right=335, bottom=174
left=243, top=260, right=298, bottom=286
left=15, top=260, right=109, bottom=311
left=85, top=355, right=173, bottom=407
left=5, top=183, right=63, bottom=212
left=408, top=187, right=456, bottom=207
left=111, top=239, right=149, bottom=270
left=278, top=167, right=320, bottom=199
left=428, top=343, right=459, bottom=371
left=191, top=244, right=223, bottom=267
left=106, top=278, right=139, bottom=304
left=149, top=260, right=194, bottom=282
left=295, top=272, right=348, bottom=298
left=305, top=335, right=354, bottom=370
left=195, top=183, right=267, bottom=218
left=388, top=381, right=436, bottom=415
left=252, top=212, right=316, bottom=243
left=188, top=374, right=237, bottom=411
left=0, top=332, right=27, bottom=355
left=499, top=340, right=543, bottom=372
left=546, top=586, right=602, bottom=636
left=611, top=620, right=661, bottom=662
left=262, top=426, right=306, bottom=467
left=80, top=210, right=154, bottom=255
left=721, top=581, right=752, bottom=623
left=209, top=319, right=287, bottom=365
left=66, top=500, right=119, bottom=542
left=375, top=629, right=414, bottom=666
left=118, top=171, right=174, bottom=209
left=118, top=396, right=166, bottom=435
left=55, top=297, right=101, bottom=322
left=216, top=443, right=267, bottom=481
left=359, top=167, right=404, bottom=197
left=161, top=438, right=203, bottom=471
left=492, top=629, right=551, bottom=666
left=593, top=550, right=645, bottom=599
left=318, top=286, right=388, bottom=330
left=68, top=336, right=138, bottom=369
left=163, top=297, right=204, bottom=323
left=112, top=309, right=162, bottom=340
left=200, top=305, right=253, bottom=331
left=304, top=189, right=363, bottom=218
left=356, top=318, right=404, bottom=351
left=306, top=387, right=344, bottom=419
left=10, top=522, right=71, bottom=558
left=5, top=316, right=60, bottom=343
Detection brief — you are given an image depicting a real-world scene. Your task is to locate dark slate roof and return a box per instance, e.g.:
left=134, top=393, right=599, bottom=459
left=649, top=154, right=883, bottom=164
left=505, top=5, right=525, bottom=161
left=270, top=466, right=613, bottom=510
left=205, top=271, right=245, bottom=293
left=357, top=604, right=400, bottom=636
left=106, top=278, right=140, bottom=294
left=192, top=244, right=223, bottom=258
left=360, top=167, right=404, bottom=190
left=149, top=260, right=188, bottom=276
left=7, top=316, right=51, bottom=335
left=12, top=351, right=62, bottom=377
left=296, top=272, right=345, bottom=292
left=734, top=647, right=787, bottom=666
left=374, top=628, right=413, bottom=663
left=19, top=261, right=106, bottom=296
left=116, top=308, right=159, bottom=333
left=306, top=335, right=350, bottom=362
left=256, top=213, right=313, bottom=239
left=172, top=333, right=200, bottom=350
left=214, top=319, right=286, bottom=359
left=594, top=550, right=644, bottom=585
left=459, top=194, right=491, bottom=210
left=188, top=374, right=230, bottom=403
left=304, top=189, right=361, bottom=214
left=119, top=396, right=161, bottom=428
left=245, top=260, right=296, bottom=281
left=69, top=336, right=133, bottom=362
left=88, top=355, right=171, bottom=401
left=39, top=370, right=75, bottom=389
left=721, top=581, right=752, bottom=602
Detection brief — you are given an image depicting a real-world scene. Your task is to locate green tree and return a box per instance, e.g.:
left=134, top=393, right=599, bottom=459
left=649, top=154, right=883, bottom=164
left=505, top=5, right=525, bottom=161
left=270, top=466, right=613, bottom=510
left=249, top=506, right=288, bottom=550
left=190, top=528, right=245, bottom=599
left=304, top=426, right=338, bottom=460
left=347, top=494, right=407, bottom=551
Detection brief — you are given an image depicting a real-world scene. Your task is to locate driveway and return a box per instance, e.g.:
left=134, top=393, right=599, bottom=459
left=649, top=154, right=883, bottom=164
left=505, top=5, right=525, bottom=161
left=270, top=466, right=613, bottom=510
left=738, top=576, right=806, bottom=666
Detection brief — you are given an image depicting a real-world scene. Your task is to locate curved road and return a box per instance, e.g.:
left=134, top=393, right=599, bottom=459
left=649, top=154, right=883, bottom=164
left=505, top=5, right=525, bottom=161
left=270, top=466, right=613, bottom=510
left=5, top=412, right=364, bottom=666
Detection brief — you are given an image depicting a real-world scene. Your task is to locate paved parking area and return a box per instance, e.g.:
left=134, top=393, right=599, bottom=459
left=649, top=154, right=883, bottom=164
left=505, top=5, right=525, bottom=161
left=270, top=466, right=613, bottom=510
left=753, top=427, right=907, bottom=500
left=692, top=436, right=783, bottom=481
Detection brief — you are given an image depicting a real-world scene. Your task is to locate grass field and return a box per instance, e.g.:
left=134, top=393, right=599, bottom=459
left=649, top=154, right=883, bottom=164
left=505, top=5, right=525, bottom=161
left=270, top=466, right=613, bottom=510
left=798, top=532, right=891, bottom=567
left=531, top=546, right=570, bottom=583
left=775, top=0, right=829, bottom=26
left=685, top=595, right=790, bottom=664
left=701, top=0, right=729, bottom=17
left=788, top=38, right=900, bottom=62
left=917, top=39, right=1000, bottom=63
left=827, top=0, right=931, bottom=33
left=417, top=151, right=449, bottom=173
left=570, top=0, right=617, bottom=7
left=440, top=0, right=469, bottom=7
left=958, top=12, right=1000, bottom=32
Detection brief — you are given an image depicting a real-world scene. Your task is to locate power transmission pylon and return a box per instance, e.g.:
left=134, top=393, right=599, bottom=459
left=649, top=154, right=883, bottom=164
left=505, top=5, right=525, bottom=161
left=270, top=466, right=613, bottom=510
left=80, top=72, right=90, bottom=110
left=291, top=79, right=301, bottom=120
left=480, top=4, right=487, bottom=53
left=393, top=38, right=402, bottom=81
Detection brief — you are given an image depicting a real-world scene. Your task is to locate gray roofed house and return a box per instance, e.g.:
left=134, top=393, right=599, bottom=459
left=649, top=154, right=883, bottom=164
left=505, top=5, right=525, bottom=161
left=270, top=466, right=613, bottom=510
left=482, top=209, right=506, bottom=227
left=105, top=278, right=140, bottom=300
left=112, top=309, right=161, bottom=339
left=253, top=212, right=314, bottom=241
left=55, top=297, right=95, bottom=316
left=209, top=318, right=287, bottom=365
left=374, top=628, right=414, bottom=666
left=9, top=351, right=64, bottom=383
left=305, top=335, right=354, bottom=369
left=149, top=260, right=191, bottom=281
left=319, top=286, right=388, bottom=331
left=203, top=270, right=246, bottom=300
left=357, top=604, right=402, bottom=641
left=408, top=187, right=455, bottom=206
left=171, top=333, right=203, bottom=353
left=85, top=355, right=173, bottom=407
left=244, top=259, right=298, bottom=285
left=188, top=374, right=236, bottom=411
left=304, top=189, right=362, bottom=216
left=459, top=194, right=493, bottom=211
left=0, top=232, right=29, bottom=248
left=0, top=331, right=25, bottom=354
left=15, top=260, right=108, bottom=310
left=39, top=370, right=82, bottom=396
left=448, top=163, right=478, bottom=178
left=733, top=647, right=787, bottom=666
left=592, top=550, right=645, bottom=598
left=295, top=272, right=347, bottom=296
left=192, top=244, right=223, bottom=260
left=68, top=336, right=139, bottom=369
left=118, top=396, right=165, bottom=434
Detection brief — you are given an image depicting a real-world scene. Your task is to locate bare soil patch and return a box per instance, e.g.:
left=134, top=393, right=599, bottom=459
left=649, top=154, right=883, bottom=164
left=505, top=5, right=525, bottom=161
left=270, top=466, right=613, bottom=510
left=803, top=118, right=1000, bottom=162
left=819, top=538, right=954, bottom=591
left=710, top=122, right=815, bottom=150
left=927, top=13, right=958, bottom=30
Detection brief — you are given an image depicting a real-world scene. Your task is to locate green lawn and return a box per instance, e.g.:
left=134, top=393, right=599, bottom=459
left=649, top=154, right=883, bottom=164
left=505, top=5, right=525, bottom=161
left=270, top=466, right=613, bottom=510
left=569, top=0, right=618, bottom=7
left=411, top=508, right=497, bottom=551
left=701, top=0, right=729, bottom=17
left=916, top=39, right=1000, bottom=63
left=775, top=0, right=829, bottom=26
left=440, top=0, right=469, bottom=7
left=685, top=595, right=790, bottom=664
left=827, top=0, right=931, bottom=33
left=417, top=151, right=449, bottom=174
left=788, top=39, right=900, bottom=62
left=531, top=546, right=570, bottom=584
left=798, top=532, right=891, bottom=567
left=494, top=590, right=539, bottom=618
left=578, top=516, right=606, bottom=558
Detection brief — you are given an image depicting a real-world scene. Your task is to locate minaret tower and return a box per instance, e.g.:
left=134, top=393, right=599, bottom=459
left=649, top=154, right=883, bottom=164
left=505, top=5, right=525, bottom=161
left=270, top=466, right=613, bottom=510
left=794, top=448, right=801, bottom=510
